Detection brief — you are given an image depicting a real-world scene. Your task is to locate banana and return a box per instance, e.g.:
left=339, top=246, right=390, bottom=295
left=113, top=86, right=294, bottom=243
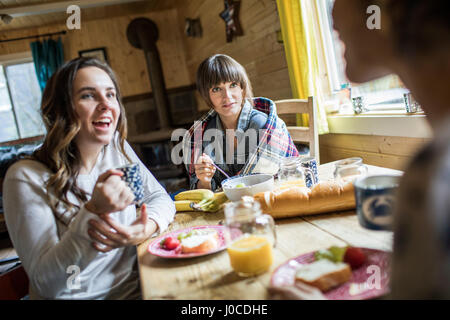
left=174, top=200, right=196, bottom=212
left=174, top=189, right=214, bottom=201
left=213, top=191, right=226, bottom=200
left=193, top=192, right=229, bottom=212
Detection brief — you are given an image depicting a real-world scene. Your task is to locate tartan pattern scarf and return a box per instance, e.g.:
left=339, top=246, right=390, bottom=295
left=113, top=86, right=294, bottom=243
left=182, top=97, right=299, bottom=185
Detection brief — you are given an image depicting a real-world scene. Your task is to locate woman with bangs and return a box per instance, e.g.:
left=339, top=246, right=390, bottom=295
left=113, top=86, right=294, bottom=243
left=3, top=57, right=175, bottom=299
left=183, top=54, right=299, bottom=191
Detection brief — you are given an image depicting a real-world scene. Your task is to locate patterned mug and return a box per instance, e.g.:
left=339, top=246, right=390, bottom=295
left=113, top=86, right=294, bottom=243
left=299, top=156, right=319, bottom=188
left=116, top=163, right=144, bottom=204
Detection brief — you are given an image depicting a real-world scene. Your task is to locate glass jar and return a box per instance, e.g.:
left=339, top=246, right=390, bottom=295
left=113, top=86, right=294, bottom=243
left=276, top=156, right=317, bottom=189
left=224, top=196, right=277, bottom=277
left=334, top=157, right=368, bottom=184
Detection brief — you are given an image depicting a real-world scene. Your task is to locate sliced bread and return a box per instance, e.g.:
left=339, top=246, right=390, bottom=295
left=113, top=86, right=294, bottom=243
left=295, top=259, right=352, bottom=292
left=181, top=229, right=219, bottom=254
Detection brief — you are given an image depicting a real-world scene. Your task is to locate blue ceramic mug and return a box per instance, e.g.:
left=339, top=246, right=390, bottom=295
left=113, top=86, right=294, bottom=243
left=116, top=163, right=144, bottom=204
left=353, top=175, right=401, bottom=231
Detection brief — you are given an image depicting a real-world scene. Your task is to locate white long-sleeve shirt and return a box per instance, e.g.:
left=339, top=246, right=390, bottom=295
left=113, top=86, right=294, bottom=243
left=3, top=139, right=175, bottom=299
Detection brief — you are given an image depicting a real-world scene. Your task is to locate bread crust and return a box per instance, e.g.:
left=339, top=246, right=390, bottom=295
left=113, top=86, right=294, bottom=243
left=254, top=181, right=356, bottom=218
left=180, top=231, right=219, bottom=254
left=295, top=262, right=352, bottom=292
left=181, top=238, right=218, bottom=254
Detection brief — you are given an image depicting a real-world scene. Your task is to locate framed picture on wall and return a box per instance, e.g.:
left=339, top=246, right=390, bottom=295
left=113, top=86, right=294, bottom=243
left=79, top=47, right=108, bottom=63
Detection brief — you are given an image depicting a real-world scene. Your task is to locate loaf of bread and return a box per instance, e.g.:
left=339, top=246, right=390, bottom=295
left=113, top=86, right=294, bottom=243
left=254, top=180, right=355, bottom=218
left=295, top=259, right=352, bottom=292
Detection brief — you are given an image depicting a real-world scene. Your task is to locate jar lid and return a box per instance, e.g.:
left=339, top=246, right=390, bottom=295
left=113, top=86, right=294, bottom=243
left=224, top=196, right=262, bottom=221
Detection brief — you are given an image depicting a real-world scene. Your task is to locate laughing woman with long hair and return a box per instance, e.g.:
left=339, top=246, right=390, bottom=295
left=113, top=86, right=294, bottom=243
left=3, top=57, right=175, bottom=299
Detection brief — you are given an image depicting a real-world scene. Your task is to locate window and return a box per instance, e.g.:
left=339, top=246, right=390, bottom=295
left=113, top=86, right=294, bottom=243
left=0, top=57, right=45, bottom=143
left=318, top=0, right=414, bottom=115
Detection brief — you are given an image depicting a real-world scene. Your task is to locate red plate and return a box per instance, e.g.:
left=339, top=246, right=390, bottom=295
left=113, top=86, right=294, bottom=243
left=148, top=225, right=227, bottom=259
left=270, top=248, right=391, bottom=300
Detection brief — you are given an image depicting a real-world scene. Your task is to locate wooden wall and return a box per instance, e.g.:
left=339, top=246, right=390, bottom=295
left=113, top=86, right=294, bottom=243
left=0, top=0, right=291, bottom=144
left=1, top=0, right=290, bottom=108
left=319, top=133, right=430, bottom=171
left=0, top=8, right=191, bottom=97
left=172, top=0, right=292, bottom=111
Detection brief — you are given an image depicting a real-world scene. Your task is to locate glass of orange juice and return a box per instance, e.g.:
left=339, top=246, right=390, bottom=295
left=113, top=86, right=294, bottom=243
left=224, top=197, right=277, bottom=277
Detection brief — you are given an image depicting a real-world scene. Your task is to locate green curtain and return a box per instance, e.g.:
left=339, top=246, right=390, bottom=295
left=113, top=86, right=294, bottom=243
left=30, top=37, right=64, bottom=92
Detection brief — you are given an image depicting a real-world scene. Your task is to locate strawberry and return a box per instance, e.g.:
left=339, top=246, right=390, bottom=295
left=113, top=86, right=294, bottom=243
left=161, top=236, right=180, bottom=250
left=344, top=247, right=366, bottom=269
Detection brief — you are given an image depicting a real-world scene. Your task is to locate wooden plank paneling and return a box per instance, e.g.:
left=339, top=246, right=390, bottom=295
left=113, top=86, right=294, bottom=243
left=0, top=1, right=173, bottom=31
left=0, top=8, right=190, bottom=97
left=320, top=133, right=429, bottom=157
left=320, top=145, right=411, bottom=171
left=1, top=0, right=291, bottom=116
left=319, top=133, right=430, bottom=171
left=173, top=0, right=292, bottom=105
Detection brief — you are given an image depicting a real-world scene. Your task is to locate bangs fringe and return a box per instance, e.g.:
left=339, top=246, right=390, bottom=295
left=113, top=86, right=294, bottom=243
left=207, top=58, right=245, bottom=88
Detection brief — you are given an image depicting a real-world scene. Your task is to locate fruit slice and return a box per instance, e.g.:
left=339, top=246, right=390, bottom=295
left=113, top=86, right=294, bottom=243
left=314, top=246, right=347, bottom=263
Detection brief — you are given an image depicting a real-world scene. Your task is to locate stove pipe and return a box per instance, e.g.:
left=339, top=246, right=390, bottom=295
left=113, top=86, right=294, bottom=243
left=126, top=18, right=171, bottom=130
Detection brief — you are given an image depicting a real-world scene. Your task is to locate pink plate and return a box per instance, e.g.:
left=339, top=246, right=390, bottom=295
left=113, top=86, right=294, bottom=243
left=148, top=225, right=227, bottom=259
left=270, top=248, right=391, bottom=300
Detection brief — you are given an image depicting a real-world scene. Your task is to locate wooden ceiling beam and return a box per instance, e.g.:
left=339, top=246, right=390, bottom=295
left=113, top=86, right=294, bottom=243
left=0, top=0, right=148, bottom=17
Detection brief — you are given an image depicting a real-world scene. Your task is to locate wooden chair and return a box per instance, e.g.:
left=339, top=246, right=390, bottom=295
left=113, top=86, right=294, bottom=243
left=275, top=97, right=320, bottom=163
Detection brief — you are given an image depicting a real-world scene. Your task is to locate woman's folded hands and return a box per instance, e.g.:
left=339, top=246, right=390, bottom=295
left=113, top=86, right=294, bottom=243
left=87, top=203, right=158, bottom=252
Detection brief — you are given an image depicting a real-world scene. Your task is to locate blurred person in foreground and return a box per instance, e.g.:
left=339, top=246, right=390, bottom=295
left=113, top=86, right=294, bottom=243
left=270, top=0, right=450, bottom=299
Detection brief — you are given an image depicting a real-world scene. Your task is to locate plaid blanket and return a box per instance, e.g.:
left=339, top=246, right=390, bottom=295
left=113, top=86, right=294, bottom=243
left=182, top=97, right=299, bottom=188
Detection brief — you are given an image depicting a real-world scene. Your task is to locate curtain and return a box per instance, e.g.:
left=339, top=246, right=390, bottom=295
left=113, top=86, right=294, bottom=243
left=30, top=37, right=64, bottom=92
left=276, top=0, right=330, bottom=134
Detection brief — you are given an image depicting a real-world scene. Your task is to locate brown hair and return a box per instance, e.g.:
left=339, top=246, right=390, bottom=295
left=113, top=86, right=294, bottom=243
left=196, top=54, right=253, bottom=108
left=33, top=57, right=130, bottom=212
left=385, top=0, right=450, bottom=60
left=358, top=0, right=450, bottom=60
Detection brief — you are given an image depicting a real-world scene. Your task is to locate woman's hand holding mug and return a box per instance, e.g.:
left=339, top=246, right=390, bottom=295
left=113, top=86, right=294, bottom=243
left=85, top=169, right=135, bottom=215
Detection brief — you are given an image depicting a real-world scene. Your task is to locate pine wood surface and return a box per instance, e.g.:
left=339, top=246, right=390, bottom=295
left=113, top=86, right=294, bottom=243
left=137, top=161, right=401, bottom=300
left=320, top=133, right=429, bottom=171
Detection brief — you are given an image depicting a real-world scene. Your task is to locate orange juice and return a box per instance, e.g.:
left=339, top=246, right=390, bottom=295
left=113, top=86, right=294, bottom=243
left=227, top=235, right=273, bottom=276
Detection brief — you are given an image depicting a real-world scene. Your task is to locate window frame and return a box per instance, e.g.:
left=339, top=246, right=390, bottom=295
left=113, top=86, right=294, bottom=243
left=317, top=0, right=418, bottom=116
left=317, top=0, right=342, bottom=93
left=0, top=52, right=44, bottom=144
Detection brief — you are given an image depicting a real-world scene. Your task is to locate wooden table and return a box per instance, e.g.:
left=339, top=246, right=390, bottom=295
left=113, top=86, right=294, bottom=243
left=137, top=162, right=401, bottom=300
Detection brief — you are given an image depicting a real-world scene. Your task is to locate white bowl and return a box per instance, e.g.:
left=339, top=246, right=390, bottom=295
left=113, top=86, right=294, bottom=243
left=222, top=174, right=274, bottom=202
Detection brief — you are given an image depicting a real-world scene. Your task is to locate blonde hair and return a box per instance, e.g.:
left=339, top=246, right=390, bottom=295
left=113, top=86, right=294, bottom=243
left=196, top=54, right=253, bottom=108
left=33, top=57, right=131, bottom=212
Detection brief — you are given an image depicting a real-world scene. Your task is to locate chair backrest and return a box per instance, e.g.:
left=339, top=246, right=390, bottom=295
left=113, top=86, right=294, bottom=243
left=275, top=97, right=320, bottom=163
left=0, top=264, right=29, bottom=300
